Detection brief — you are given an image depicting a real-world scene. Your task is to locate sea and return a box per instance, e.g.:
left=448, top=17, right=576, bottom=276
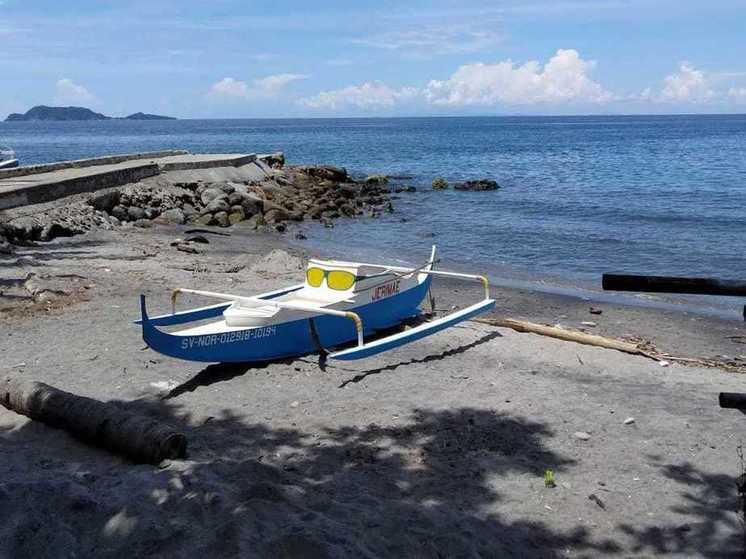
left=2, top=115, right=745, bottom=317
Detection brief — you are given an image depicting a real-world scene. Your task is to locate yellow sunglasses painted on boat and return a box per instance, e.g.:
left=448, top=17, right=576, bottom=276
left=306, top=268, right=357, bottom=290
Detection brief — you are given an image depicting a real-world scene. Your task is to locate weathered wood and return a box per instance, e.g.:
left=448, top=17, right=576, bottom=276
left=475, top=317, right=646, bottom=356
left=0, top=374, right=186, bottom=464
left=719, top=392, right=746, bottom=410
left=603, top=274, right=746, bottom=297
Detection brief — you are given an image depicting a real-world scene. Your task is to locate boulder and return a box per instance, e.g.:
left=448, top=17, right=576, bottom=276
left=264, top=209, right=291, bottom=224
left=394, top=186, right=416, bottom=193
left=157, top=208, right=186, bottom=225
left=193, top=214, right=213, bottom=226
left=228, top=208, right=245, bottom=225
left=259, top=152, right=285, bottom=169
left=432, top=177, right=449, bottom=190
left=201, top=197, right=230, bottom=215
left=244, top=214, right=266, bottom=229
left=111, top=205, right=129, bottom=222
left=182, top=203, right=197, bottom=218
left=365, top=175, right=388, bottom=185
left=228, top=192, right=245, bottom=207
left=219, top=183, right=236, bottom=194
left=213, top=211, right=230, bottom=227
left=241, top=193, right=264, bottom=217
left=127, top=206, right=146, bottom=221
left=200, top=188, right=224, bottom=205
left=454, top=179, right=500, bottom=191
left=89, top=190, right=120, bottom=213
left=295, top=165, right=348, bottom=183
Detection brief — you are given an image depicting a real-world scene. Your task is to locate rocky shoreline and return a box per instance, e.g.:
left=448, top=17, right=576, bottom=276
left=0, top=154, right=394, bottom=251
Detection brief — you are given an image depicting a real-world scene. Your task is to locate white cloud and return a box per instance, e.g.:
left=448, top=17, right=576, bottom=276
left=299, top=82, right=419, bottom=110
left=209, top=73, right=308, bottom=101
left=209, top=77, right=250, bottom=98
left=423, top=49, right=612, bottom=106
left=54, top=78, right=96, bottom=105
left=659, top=62, right=714, bottom=102
left=354, top=23, right=501, bottom=58
left=253, top=73, right=308, bottom=94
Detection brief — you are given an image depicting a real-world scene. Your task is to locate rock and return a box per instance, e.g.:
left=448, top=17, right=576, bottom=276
left=89, top=190, right=120, bottom=213
left=581, top=321, right=597, bottom=327
left=200, top=188, right=224, bottom=205
left=274, top=223, right=286, bottom=233
left=394, top=186, right=416, bottom=193
left=264, top=208, right=291, bottom=224
left=589, top=307, right=603, bottom=315
left=365, top=175, right=388, bottom=185
left=623, top=417, right=635, bottom=425
left=176, top=243, right=200, bottom=254
left=182, top=203, right=197, bottom=218
left=295, top=231, right=307, bottom=240
left=39, top=223, right=74, bottom=241
left=241, top=194, right=264, bottom=217
left=432, top=177, right=449, bottom=190
left=157, top=208, right=185, bottom=225
left=228, top=209, right=245, bottom=225
left=259, top=152, right=285, bottom=169
left=133, top=219, right=153, bottom=228
left=184, top=235, right=209, bottom=244
left=213, top=211, right=229, bottom=227
left=143, top=207, right=159, bottom=220
left=127, top=206, right=146, bottom=221
left=218, top=183, right=235, bottom=194
left=295, top=165, right=348, bottom=182
left=111, top=205, right=129, bottom=222
left=573, top=431, right=591, bottom=441
left=201, top=197, right=230, bottom=215
left=454, top=179, right=500, bottom=191
left=228, top=192, right=245, bottom=207
left=193, top=214, right=213, bottom=226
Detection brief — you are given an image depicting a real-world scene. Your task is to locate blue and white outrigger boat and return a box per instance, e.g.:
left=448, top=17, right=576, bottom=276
left=138, top=247, right=495, bottom=363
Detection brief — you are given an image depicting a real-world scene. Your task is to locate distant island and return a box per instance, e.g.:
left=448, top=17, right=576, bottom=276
left=5, top=106, right=176, bottom=122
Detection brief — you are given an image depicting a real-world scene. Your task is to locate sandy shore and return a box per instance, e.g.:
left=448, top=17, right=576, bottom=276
left=2, top=223, right=746, bottom=558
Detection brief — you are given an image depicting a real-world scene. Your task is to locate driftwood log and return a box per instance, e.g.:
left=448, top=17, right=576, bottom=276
left=0, top=374, right=186, bottom=464
left=474, top=317, right=648, bottom=356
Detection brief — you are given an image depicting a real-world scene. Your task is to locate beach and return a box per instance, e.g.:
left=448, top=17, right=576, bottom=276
left=2, top=220, right=745, bottom=558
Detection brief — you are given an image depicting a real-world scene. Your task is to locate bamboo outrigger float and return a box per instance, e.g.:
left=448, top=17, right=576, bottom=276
left=137, top=246, right=495, bottom=363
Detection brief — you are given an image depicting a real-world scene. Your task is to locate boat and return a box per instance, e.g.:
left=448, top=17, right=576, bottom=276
left=137, top=246, right=496, bottom=363
left=0, top=146, right=18, bottom=169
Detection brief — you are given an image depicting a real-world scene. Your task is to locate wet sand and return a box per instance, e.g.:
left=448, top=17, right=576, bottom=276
left=1, top=224, right=746, bottom=558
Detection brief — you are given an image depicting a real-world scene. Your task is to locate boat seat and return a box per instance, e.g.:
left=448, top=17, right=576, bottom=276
left=223, top=303, right=279, bottom=327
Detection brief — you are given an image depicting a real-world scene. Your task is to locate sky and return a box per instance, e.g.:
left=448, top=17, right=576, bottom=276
left=1, top=0, right=745, bottom=118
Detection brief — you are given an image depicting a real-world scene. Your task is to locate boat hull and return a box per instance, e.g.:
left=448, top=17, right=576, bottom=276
left=140, top=277, right=432, bottom=363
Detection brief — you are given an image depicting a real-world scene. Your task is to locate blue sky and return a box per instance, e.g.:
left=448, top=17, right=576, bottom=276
left=1, top=0, right=745, bottom=118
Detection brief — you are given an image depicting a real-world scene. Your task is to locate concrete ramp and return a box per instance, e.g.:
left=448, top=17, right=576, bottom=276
left=0, top=152, right=265, bottom=211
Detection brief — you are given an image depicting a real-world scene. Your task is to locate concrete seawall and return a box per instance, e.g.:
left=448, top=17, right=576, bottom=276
left=0, top=152, right=262, bottom=211
left=0, top=150, right=188, bottom=180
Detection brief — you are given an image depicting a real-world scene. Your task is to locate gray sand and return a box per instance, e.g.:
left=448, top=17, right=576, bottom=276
left=2, top=224, right=746, bottom=558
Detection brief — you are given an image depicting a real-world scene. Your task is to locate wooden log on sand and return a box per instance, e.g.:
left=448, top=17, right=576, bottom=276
left=0, top=374, right=186, bottom=464
left=475, top=317, right=648, bottom=357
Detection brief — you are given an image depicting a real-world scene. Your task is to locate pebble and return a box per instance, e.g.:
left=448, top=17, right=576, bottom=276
left=624, top=417, right=635, bottom=425
left=589, top=307, right=603, bottom=315
left=659, top=360, right=670, bottom=367
left=581, top=321, right=597, bottom=327
left=574, top=431, right=591, bottom=440
left=290, top=400, right=299, bottom=408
